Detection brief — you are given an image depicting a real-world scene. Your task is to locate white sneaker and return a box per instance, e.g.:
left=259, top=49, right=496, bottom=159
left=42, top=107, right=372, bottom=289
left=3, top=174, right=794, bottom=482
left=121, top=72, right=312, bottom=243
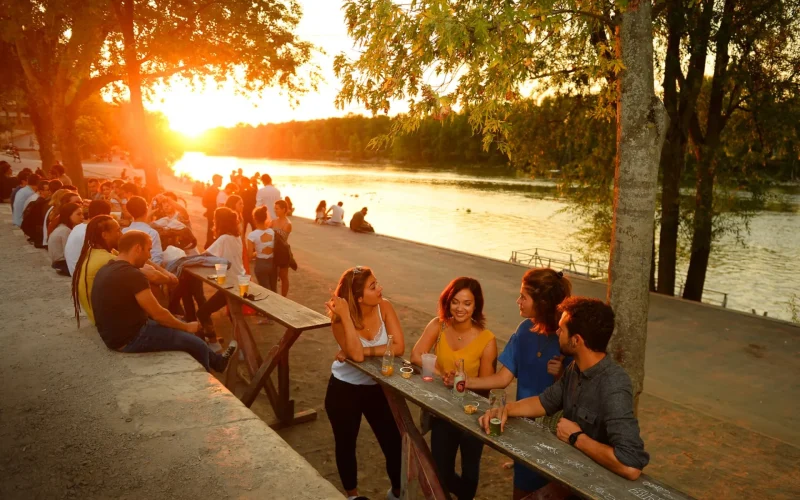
left=386, top=488, right=400, bottom=500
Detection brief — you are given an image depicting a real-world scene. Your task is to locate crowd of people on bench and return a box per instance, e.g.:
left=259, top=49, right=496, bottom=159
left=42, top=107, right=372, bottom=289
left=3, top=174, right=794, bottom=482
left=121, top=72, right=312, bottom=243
left=325, top=266, right=649, bottom=500
left=4, top=160, right=647, bottom=500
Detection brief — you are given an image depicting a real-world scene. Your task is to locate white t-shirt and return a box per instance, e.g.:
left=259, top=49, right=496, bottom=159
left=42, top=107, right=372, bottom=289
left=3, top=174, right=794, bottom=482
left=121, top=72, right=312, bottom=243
left=216, top=191, right=229, bottom=207
left=206, top=234, right=244, bottom=276
left=122, top=221, right=164, bottom=265
left=246, top=228, right=275, bottom=260
left=65, top=222, right=88, bottom=275
left=256, top=185, right=281, bottom=220
left=329, top=205, right=344, bottom=224
left=43, top=206, right=54, bottom=246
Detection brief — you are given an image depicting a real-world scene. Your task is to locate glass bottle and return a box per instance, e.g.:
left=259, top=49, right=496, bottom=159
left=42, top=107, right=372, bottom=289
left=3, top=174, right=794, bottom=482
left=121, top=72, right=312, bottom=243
left=381, top=335, right=394, bottom=376
left=453, top=358, right=466, bottom=400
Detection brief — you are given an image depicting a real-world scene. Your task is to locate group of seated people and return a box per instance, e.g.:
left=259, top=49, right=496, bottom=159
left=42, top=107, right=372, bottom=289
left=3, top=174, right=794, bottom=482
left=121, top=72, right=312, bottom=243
left=324, top=266, right=648, bottom=500
left=314, top=200, right=375, bottom=233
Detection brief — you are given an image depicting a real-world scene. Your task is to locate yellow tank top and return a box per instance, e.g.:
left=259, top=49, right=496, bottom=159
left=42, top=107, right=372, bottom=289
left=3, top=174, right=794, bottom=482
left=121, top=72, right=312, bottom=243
left=435, top=326, right=495, bottom=377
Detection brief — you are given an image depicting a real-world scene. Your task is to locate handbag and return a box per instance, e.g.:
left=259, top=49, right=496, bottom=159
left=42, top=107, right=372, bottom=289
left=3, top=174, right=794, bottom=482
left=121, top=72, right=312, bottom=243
left=419, top=321, right=446, bottom=435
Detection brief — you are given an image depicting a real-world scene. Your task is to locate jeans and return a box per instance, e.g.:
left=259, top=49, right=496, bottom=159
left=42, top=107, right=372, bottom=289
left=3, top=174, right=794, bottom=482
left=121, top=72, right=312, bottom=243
left=253, top=258, right=277, bottom=293
left=324, top=375, right=401, bottom=492
left=121, top=320, right=227, bottom=372
left=430, top=417, right=484, bottom=499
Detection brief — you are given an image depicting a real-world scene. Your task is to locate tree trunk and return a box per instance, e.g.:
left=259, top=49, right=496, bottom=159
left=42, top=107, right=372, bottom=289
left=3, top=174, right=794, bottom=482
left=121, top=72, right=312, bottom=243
left=657, top=0, right=715, bottom=296
left=27, top=99, right=57, bottom=171
left=683, top=0, right=734, bottom=301
left=55, top=103, right=86, bottom=195
left=113, top=0, right=162, bottom=196
left=606, top=0, right=668, bottom=409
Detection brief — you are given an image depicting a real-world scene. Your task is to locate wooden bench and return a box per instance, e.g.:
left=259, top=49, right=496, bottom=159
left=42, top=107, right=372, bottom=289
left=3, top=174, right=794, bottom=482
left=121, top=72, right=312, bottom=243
left=347, top=357, right=693, bottom=500
left=185, top=266, right=331, bottom=428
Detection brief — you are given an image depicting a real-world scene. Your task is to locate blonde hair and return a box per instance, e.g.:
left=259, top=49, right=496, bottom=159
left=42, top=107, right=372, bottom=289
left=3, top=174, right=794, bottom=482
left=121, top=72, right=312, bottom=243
left=48, top=189, right=79, bottom=224
left=330, top=266, right=374, bottom=330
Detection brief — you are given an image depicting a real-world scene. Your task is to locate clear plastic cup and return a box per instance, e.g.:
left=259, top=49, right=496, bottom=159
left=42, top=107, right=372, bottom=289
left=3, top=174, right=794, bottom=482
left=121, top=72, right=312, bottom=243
left=238, top=275, right=250, bottom=296
left=214, top=264, right=226, bottom=284
left=421, top=353, right=437, bottom=382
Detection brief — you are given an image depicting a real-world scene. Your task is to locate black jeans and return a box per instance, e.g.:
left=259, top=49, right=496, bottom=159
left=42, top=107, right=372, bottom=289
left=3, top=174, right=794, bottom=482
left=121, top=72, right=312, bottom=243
left=196, top=290, right=227, bottom=325
left=324, top=375, right=401, bottom=492
left=430, top=416, right=484, bottom=500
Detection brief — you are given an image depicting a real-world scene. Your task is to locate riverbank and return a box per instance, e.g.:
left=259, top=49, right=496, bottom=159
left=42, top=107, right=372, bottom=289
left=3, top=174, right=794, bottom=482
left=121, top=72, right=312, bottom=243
left=12, top=153, right=800, bottom=498
left=0, top=204, right=342, bottom=499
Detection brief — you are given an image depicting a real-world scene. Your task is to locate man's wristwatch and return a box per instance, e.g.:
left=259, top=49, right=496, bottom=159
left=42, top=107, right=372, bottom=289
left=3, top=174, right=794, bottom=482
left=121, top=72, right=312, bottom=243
left=569, top=431, right=585, bottom=447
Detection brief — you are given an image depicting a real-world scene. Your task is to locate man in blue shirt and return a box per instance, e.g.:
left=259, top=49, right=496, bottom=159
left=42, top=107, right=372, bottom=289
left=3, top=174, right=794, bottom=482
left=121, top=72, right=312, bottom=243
left=12, top=173, right=40, bottom=226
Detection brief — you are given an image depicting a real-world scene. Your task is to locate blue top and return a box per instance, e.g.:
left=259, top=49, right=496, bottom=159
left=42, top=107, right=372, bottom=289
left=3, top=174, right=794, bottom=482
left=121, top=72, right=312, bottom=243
left=498, top=319, right=572, bottom=401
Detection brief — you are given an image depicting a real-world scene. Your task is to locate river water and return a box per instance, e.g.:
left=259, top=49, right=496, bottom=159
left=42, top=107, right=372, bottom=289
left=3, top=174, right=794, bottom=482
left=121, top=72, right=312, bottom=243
left=173, top=152, right=800, bottom=321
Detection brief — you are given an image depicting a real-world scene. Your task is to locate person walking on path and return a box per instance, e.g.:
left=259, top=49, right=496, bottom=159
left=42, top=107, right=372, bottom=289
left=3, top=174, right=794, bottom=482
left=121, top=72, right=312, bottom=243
left=325, top=266, right=405, bottom=500
left=90, top=230, right=237, bottom=372
left=256, top=174, right=281, bottom=220
left=411, top=277, right=497, bottom=500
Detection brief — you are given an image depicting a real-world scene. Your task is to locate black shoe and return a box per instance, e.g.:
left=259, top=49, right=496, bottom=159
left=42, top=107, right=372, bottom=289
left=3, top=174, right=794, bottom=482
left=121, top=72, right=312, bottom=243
left=218, top=340, right=238, bottom=371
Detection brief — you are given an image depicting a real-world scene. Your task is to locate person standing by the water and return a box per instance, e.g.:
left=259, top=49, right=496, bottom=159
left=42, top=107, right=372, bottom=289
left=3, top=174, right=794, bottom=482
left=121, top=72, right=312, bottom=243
left=270, top=199, right=292, bottom=297
left=457, top=268, right=572, bottom=500
left=247, top=206, right=277, bottom=292
left=240, top=178, right=257, bottom=232
left=411, top=277, right=497, bottom=500
left=256, top=173, right=281, bottom=220
left=202, top=174, right=223, bottom=247
left=325, top=266, right=404, bottom=500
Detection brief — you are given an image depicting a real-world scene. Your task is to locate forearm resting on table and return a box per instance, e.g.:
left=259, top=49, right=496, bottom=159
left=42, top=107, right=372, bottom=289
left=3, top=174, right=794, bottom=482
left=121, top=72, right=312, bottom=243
left=467, top=368, right=513, bottom=391
left=574, top=435, right=642, bottom=480
left=506, top=396, right=547, bottom=419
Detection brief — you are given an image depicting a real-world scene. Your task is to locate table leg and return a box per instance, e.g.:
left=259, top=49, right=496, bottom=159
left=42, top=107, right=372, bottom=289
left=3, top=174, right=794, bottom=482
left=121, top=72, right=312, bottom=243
left=226, top=296, right=263, bottom=376
left=383, top=388, right=449, bottom=500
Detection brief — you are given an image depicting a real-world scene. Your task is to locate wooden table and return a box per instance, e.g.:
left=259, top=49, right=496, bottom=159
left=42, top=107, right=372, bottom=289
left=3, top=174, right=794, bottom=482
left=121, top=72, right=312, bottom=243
left=185, top=266, right=331, bottom=428
left=347, top=357, right=693, bottom=500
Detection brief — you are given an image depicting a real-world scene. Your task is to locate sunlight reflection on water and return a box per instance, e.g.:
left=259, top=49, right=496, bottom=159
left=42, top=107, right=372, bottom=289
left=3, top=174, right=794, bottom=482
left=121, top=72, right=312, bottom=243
left=173, top=152, right=800, bottom=320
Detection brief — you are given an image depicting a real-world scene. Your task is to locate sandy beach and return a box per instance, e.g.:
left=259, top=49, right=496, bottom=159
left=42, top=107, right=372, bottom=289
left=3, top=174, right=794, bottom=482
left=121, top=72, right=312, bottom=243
left=10, top=154, right=800, bottom=499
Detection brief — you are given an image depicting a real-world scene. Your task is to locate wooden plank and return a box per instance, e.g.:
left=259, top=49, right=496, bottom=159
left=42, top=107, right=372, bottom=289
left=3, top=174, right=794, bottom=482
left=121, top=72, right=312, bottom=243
left=227, top=296, right=263, bottom=375
left=185, top=266, right=331, bottom=331
left=241, top=328, right=303, bottom=407
left=347, top=358, right=693, bottom=500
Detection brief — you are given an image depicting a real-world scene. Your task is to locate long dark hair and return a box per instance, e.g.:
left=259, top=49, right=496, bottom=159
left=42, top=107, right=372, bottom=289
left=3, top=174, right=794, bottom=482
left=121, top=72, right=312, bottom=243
left=72, top=215, right=116, bottom=327
left=59, top=203, right=81, bottom=230
left=224, top=194, right=243, bottom=213
left=522, top=268, right=572, bottom=333
left=438, top=277, right=486, bottom=328
left=315, top=200, right=326, bottom=213
left=330, top=266, right=375, bottom=330
left=214, top=207, right=240, bottom=238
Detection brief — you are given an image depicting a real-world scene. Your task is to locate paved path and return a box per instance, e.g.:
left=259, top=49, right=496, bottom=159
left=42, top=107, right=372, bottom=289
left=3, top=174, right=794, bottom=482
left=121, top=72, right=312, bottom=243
left=0, top=203, right=342, bottom=500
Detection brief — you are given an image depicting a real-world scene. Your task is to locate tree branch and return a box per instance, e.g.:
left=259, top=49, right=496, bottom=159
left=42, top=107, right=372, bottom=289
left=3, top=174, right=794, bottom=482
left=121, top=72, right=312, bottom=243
left=551, top=9, right=615, bottom=27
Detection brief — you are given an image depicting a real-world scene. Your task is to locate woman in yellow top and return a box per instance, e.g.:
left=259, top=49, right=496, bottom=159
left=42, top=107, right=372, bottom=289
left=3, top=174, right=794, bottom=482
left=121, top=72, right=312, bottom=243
left=72, top=215, right=121, bottom=326
left=411, top=277, right=497, bottom=500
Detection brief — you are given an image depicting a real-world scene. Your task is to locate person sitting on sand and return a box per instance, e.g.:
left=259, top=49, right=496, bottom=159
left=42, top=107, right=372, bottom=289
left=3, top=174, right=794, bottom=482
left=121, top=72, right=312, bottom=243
left=410, top=277, right=497, bottom=500
left=315, top=200, right=329, bottom=224
left=349, top=207, right=374, bottom=233
left=48, top=202, right=83, bottom=275
left=325, top=266, right=404, bottom=500
left=478, top=297, right=650, bottom=485
left=327, top=201, right=345, bottom=226
left=89, top=230, right=237, bottom=372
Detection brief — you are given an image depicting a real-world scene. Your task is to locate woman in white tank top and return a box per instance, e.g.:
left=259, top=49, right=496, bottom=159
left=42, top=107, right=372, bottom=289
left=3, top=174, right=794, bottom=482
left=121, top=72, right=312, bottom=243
left=324, top=266, right=405, bottom=500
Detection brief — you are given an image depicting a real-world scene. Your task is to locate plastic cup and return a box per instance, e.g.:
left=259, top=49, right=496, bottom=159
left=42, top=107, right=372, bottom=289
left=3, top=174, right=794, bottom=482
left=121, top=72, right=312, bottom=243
left=400, top=366, right=414, bottom=379
left=238, top=275, right=251, bottom=296
left=421, top=353, right=437, bottom=382
left=214, top=264, right=226, bottom=284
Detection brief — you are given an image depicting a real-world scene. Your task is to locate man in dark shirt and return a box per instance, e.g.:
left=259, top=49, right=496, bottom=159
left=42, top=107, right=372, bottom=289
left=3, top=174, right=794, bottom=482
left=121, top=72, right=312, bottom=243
left=92, top=230, right=236, bottom=372
left=479, top=297, right=649, bottom=482
left=349, top=206, right=375, bottom=233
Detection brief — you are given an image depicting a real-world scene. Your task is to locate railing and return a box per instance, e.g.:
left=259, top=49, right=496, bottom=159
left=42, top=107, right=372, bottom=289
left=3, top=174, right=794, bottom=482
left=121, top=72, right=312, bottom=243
left=510, top=247, right=729, bottom=308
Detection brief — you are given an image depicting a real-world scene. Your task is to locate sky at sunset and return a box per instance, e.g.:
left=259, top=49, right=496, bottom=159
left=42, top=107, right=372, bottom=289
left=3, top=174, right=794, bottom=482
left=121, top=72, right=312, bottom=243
left=149, top=1, right=378, bottom=136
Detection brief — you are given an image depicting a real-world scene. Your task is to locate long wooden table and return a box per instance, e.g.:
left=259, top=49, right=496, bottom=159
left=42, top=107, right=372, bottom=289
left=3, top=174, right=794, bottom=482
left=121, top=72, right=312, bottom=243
left=348, top=357, right=693, bottom=500
left=185, top=266, right=331, bottom=428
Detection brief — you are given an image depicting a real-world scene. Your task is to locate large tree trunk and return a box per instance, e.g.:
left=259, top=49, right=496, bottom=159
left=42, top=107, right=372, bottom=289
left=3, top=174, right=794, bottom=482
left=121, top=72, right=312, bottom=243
left=112, top=0, right=162, bottom=197
left=55, top=103, right=86, bottom=194
left=27, top=99, right=57, bottom=171
left=657, top=0, right=715, bottom=296
left=607, top=0, right=668, bottom=409
left=683, top=0, right=734, bottom=301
